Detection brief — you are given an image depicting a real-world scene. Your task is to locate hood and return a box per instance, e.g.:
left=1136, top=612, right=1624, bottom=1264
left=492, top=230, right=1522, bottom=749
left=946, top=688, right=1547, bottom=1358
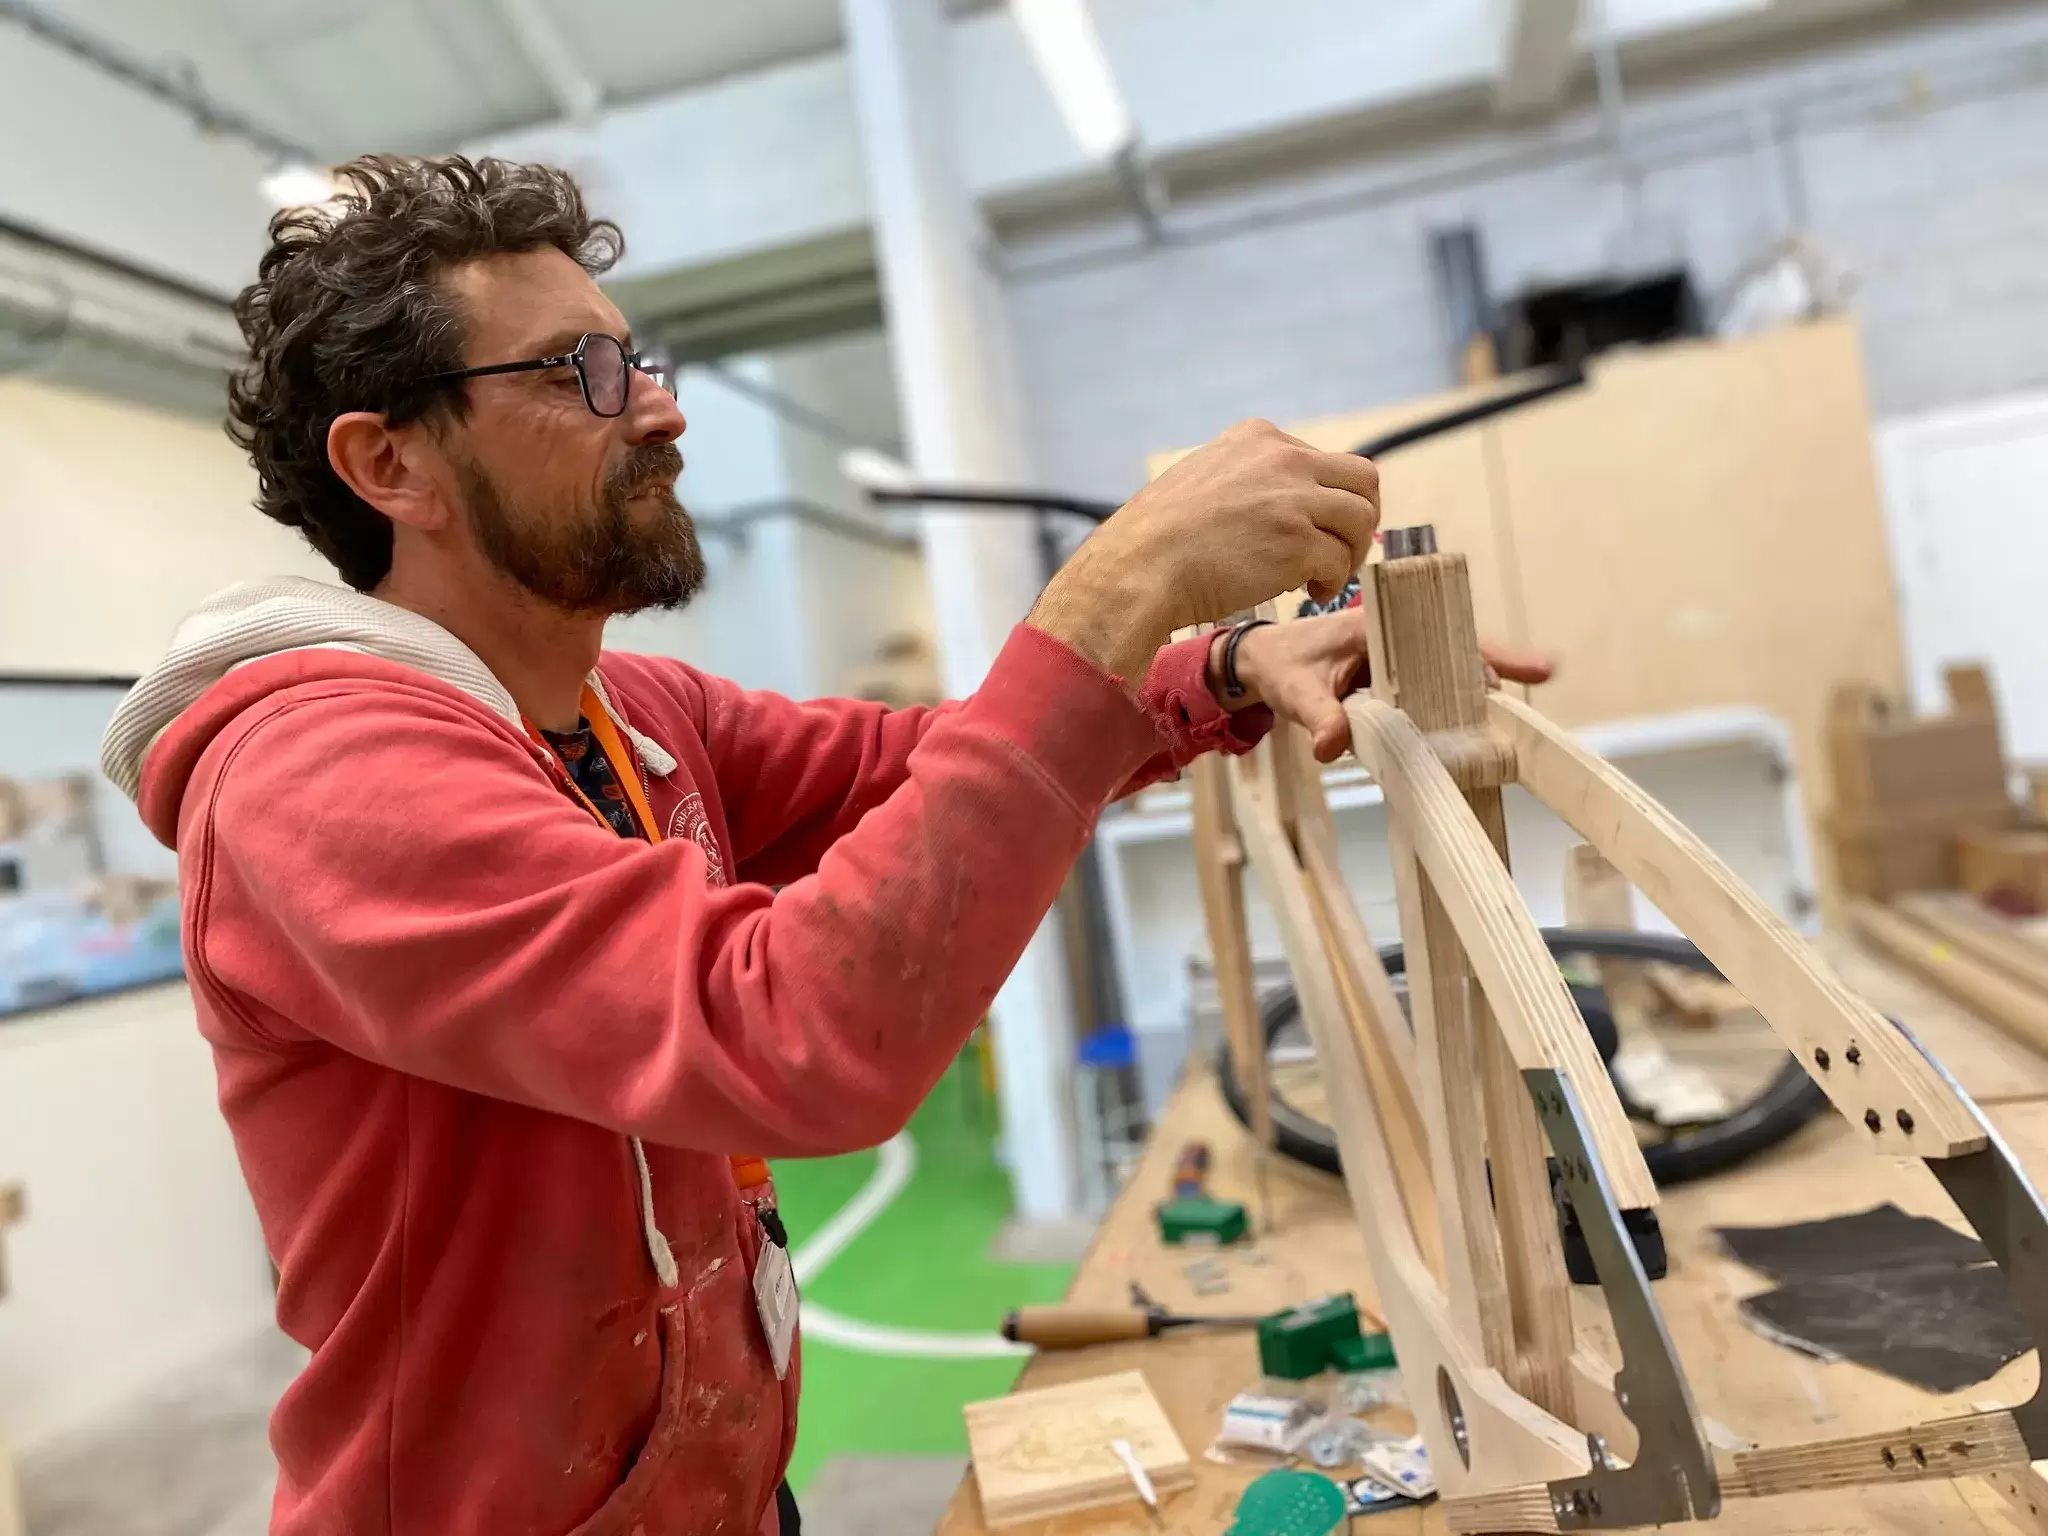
left=103, top=576, right=682, bottom=846
left=100, top=576, right=521, bottom=809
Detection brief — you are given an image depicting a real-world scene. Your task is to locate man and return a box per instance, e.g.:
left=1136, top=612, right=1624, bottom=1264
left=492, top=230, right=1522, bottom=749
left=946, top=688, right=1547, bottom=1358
left=103, top=156, right=1537, bottom=1535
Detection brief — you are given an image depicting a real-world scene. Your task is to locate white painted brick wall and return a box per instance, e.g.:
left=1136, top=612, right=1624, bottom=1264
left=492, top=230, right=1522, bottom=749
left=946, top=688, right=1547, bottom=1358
left=1002, top=4, right=2048, bottom=498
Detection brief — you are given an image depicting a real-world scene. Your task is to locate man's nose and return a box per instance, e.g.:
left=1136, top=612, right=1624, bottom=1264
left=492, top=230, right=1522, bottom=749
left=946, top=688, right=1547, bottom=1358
left=626, top=369, right=686, bottom=445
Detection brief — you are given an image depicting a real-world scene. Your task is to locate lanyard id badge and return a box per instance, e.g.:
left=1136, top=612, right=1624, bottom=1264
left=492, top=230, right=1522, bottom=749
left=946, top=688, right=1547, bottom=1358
left=752, top=1220, right=799, bottom=1379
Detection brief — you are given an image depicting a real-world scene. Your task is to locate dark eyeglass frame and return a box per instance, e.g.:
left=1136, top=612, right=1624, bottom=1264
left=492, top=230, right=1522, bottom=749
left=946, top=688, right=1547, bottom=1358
left=420, top=332, right=672, bottom=418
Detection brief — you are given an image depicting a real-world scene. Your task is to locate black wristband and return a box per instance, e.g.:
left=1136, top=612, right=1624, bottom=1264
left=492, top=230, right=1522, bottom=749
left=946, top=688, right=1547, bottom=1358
left=1220, top=618, right=1273, bottom=703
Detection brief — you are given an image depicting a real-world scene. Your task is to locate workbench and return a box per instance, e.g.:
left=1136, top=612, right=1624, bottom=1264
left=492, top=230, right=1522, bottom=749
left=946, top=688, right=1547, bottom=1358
left=934, top=940, right=2048, bottom=1535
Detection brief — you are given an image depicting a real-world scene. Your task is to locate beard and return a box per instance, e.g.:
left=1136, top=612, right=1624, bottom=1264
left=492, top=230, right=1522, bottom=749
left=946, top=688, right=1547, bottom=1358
left=460, top=442, right=706, bottom=615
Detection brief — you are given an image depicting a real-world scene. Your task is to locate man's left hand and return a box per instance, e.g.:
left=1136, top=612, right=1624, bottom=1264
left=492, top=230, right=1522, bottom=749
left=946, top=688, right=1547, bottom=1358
left=1207, top=607, right=1556, bottom=764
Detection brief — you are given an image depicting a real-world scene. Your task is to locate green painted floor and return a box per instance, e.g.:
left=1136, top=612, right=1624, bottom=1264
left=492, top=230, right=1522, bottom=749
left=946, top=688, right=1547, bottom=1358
left=772, top=1065, right=1077, bottom=1494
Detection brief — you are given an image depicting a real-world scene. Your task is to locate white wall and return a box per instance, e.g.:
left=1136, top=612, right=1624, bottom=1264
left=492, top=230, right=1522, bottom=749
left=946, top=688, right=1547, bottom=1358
left=0, top=376, right=295, bottom=1448
left=0, top=376, right=325, bottom=676
left=609, top=335, right=935, bottom=700
left=1877, top=388, right=2048, bottom=759
left=0, top=985, right=277, bottom=1454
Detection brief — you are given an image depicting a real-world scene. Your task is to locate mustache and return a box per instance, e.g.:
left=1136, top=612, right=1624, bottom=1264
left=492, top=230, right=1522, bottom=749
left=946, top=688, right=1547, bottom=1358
left=607, top=443, right=684, bottom=499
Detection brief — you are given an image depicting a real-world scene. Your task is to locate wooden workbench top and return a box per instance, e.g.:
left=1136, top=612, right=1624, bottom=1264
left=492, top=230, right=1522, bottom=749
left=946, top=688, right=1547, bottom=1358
left=934, top=940, right=2048, bottom=1536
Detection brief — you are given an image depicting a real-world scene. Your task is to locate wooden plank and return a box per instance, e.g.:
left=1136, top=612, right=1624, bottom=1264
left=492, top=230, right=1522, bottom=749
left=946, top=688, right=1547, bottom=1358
left=1728, top=1410, right=2029, bottom=1497
left=964, top=1370, right=1193, bottom=1528
left=1492, top=691, right=1988, bottom=1159
left=1348, top=697, right=1657, bottom=1207
left=1358, top=546, right=1520, bottom=1370
left=1189, top=754, right=1272, bottom=1157
left=1367, top=548, right=1581, bottom=1417
left=1471, top=797, right=1577, bottom=1424
left=1849, top=901, right=2048, bottom=1060
left=1282, top=724, right=1442, bottom=1275
left=1897, top=893, right=2048, bottom=999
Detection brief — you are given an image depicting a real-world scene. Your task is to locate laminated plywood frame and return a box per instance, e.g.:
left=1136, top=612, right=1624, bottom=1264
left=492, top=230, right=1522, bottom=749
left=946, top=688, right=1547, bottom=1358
left=1192, top=542, right=2048, bottom=1532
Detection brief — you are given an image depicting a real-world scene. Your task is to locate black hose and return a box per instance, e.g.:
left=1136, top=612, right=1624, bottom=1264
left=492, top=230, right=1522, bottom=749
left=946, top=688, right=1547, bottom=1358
left=1216, top=927, right=1830, bottom=1188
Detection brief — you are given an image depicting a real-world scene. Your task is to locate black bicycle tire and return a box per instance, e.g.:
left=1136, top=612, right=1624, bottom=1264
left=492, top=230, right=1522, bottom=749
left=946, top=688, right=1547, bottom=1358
left=1214, top=927, right=1830, bottom=1187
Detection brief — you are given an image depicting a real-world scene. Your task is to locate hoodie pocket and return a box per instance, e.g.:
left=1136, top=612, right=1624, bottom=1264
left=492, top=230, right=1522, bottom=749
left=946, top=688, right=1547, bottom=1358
left=562, top=1306, right=695, bottom=1536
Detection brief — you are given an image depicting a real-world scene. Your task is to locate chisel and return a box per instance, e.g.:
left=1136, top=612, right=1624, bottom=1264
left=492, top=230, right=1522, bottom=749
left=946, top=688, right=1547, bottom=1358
left=1000, top=1301, right=1265, bottom=1349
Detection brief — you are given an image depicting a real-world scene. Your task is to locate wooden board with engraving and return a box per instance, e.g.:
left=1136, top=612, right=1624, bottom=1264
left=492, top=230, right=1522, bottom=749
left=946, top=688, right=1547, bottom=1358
left=964, top=1369, right=1193, bottom=1529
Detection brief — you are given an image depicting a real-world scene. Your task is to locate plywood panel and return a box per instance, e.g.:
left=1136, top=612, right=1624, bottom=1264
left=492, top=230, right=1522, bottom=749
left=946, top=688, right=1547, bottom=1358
left=1494, top=319, right=1907, bottom=903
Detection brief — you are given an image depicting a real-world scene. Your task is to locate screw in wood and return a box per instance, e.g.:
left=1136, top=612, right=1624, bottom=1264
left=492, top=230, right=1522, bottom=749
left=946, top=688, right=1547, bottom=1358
left=1846, top=1045, right=1863, bottom=1066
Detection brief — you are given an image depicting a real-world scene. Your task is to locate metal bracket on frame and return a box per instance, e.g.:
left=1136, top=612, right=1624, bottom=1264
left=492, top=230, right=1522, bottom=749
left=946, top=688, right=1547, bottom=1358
left=1523, top=1068, right=1721, bottom=1529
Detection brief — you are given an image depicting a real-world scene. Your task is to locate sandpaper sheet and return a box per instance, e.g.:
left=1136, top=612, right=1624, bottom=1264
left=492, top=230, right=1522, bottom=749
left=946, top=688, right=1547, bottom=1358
left=1716, top=1203, right=1987, bottom=1281
left=1716, top=1204, right=2025, bottom=1394
left=1738, top=1263, right=2029, bottom=1393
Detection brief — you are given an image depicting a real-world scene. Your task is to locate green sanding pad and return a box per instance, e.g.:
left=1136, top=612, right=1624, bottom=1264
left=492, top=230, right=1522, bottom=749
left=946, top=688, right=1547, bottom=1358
left=1227, top=1469, right=1348, bottom=1536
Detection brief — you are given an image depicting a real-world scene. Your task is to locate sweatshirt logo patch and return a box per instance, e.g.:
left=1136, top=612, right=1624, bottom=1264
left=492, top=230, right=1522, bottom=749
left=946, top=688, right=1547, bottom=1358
left=668, top=793, right=727, bottom=887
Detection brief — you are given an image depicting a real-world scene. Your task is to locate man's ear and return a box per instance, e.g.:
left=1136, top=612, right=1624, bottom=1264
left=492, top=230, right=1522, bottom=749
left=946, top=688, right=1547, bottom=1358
left=327, top=411, right=453, bottom=533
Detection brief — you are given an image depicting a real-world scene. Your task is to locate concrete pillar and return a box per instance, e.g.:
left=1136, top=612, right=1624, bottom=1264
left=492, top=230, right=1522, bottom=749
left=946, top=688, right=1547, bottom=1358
left=841, top=0, right=1082, bottom=1220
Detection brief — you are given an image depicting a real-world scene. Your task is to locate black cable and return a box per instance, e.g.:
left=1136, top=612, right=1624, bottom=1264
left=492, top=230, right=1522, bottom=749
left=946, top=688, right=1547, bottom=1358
left=854, top=362, right=1590, bottom=524
left=1349, top=361, right=1588, bottom=458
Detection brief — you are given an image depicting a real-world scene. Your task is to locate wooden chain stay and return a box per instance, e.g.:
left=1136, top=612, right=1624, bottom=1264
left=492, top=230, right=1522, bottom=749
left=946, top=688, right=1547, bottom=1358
left=1192, top=538, right=2048, bottom=1533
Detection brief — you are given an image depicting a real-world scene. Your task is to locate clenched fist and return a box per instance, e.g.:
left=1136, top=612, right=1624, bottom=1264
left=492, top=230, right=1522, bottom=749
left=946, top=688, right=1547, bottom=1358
left=1028, top=420, right=1381, bottom=682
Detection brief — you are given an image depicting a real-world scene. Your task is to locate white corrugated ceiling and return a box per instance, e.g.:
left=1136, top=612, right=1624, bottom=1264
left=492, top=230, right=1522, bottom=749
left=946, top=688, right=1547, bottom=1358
left=24, top=0, right=992, bottom=157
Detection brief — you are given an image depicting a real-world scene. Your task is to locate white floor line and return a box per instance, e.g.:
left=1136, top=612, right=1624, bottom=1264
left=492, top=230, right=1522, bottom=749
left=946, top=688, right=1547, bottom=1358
left=798, top=1302, right=1028, bottom=1359
left=790, top=1132, right=916, bottom=1286
left=789, top=1129, right=1031, bottom=1361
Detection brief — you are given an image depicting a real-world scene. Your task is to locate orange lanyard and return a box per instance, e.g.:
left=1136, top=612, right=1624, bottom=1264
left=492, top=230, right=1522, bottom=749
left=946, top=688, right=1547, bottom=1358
left=525, top=685, right=665, bottom=844
left=528, top=684, right=767, bottom=1194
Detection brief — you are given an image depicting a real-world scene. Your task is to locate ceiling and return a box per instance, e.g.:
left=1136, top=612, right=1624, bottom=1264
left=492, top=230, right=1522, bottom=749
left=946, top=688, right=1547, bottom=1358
left=23, top=0, right=992, bottom=160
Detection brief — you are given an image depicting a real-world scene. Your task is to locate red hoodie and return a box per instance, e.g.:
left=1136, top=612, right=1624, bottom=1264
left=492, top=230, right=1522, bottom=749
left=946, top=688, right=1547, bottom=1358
left=108, top=579, right=1266, bottom=1536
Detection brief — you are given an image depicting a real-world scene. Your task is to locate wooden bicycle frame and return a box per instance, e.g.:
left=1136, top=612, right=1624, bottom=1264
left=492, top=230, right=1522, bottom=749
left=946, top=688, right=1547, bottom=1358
left=1193, top=536, right=2048, bottom=1532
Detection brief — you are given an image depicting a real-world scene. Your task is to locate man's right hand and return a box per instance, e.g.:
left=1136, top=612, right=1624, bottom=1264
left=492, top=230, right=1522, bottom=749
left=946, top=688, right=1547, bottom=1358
left=1027, top=419, right=1381, bottom=683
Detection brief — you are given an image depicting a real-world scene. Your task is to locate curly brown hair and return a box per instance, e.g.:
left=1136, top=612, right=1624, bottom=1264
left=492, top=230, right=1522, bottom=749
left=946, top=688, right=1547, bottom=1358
left=227, top=155, right=625, bottom=590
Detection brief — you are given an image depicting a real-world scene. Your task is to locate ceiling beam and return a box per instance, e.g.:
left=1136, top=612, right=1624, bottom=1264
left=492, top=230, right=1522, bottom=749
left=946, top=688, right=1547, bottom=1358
left=489, top=0, right=601, bottom=124
left=1495, top=0, right=1583, bottom=116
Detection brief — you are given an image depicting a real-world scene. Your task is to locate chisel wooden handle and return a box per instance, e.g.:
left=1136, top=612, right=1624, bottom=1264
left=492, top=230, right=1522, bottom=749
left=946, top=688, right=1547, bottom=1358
left=1002, top=1306, right=1158, bottom=1348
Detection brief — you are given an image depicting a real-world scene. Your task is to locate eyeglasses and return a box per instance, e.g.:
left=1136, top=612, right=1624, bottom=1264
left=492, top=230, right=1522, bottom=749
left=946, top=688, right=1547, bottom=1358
left=421, top=332, right=673, bottom=418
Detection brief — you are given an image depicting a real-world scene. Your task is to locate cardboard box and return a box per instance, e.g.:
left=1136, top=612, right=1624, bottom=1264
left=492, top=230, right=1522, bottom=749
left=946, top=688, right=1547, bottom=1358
left=1957, top=826, right=2048, bottom=915
left=1826, top=665, right=2015, bottom=899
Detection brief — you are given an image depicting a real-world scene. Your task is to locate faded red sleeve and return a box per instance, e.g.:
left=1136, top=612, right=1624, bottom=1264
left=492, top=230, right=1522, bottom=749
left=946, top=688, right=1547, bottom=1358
left=194, top=627, right=1169, bottom=1158
left=700, top=629, right=1271, bottom=885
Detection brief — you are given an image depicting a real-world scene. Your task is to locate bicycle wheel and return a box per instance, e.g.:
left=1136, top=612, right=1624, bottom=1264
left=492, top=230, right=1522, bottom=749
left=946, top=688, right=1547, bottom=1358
left=1215, top=928, right=1829, bottom=1187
